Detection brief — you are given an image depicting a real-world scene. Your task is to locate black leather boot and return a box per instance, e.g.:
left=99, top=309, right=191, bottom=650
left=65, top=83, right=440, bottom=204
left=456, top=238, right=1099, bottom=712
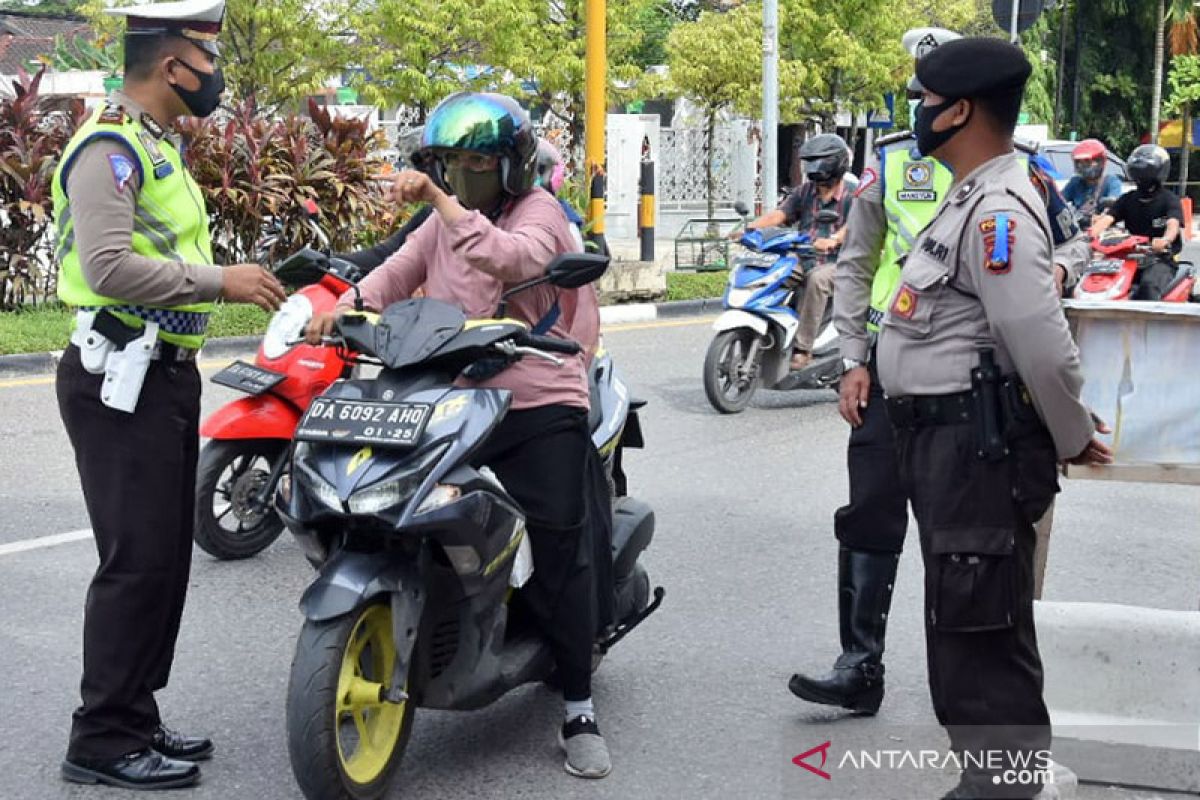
left=789, top=547, right=899, bottom=714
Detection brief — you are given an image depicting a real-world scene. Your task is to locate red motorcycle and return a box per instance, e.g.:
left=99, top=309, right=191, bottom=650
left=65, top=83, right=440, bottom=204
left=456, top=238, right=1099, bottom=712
left=1073, top=230, right=1197, bottom=303
left=196, top=231, right=362, bottom=559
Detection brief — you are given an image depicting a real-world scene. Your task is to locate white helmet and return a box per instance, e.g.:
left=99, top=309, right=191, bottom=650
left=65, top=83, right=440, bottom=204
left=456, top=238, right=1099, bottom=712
left=902, top=27, right=961, bottom=59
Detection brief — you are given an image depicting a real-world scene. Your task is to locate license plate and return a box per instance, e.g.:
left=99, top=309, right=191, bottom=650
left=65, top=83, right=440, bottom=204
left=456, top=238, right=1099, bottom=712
left=1086, top=260, right=1123, bottom=275
left=295, top=398, right=432, bottom=448
left=211, top=360, right=286, bottom=395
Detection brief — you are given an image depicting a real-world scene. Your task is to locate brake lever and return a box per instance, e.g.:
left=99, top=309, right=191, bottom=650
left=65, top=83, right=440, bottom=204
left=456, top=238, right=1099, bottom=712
left=494, top=341, right=564, bottom=366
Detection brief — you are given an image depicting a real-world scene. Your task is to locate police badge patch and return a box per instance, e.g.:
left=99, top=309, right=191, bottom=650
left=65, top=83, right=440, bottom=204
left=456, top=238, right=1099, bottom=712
left=898, top=161, right=937, bottom=201
left=979, top=214, right=1016, bottom=275
left=107, top=153, right=136, bottom=194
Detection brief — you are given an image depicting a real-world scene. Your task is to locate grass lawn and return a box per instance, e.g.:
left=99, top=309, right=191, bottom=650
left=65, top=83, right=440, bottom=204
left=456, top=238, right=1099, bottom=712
left=664, top=269, right=728, bottom=302
left=0, top=302, right=272, bottom=356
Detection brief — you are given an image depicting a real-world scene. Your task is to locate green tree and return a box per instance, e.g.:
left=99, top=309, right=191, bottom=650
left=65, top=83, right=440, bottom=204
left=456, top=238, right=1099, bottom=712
left=1165, top=54, right=1200, bottom=191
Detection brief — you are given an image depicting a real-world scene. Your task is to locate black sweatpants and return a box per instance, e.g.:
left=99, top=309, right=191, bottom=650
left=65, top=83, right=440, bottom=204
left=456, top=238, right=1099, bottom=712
left=894, top=417, right=1057, bottom=799
left=834, top=359, right=908, bottom=554
left=56, top=345, right=201, bottom=761
left=471, top=405, right=597, bottom=701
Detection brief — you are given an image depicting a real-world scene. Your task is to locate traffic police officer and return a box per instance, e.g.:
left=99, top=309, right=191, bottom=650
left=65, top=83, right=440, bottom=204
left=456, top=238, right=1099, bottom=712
left=54, top=0, right=285, bottom=789
left=788, top=28, right=1090, bottom=716
left=877, top=38, right=1111, bottom=799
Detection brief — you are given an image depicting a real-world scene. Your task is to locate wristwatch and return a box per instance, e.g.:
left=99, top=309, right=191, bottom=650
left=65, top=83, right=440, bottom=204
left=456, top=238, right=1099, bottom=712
left=841, top=357, right=866, bottom=373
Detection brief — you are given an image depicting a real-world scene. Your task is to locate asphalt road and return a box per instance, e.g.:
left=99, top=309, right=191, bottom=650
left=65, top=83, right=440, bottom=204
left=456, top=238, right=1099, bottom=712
left=0, top=316, right=1196, bottom=800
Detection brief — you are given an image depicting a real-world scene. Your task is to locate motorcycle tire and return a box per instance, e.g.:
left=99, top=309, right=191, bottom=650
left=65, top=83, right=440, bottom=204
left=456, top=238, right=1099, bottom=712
left=287, top=601, right=415, bottom=800
left=703, top=329, right=761, bottom=414
left=194, top=438, right=287, bottom=560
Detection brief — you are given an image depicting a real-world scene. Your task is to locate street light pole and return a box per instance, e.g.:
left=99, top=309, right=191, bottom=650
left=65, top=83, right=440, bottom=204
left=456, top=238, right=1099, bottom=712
left=584, top=0, right=607, bottom=248
left=762, top=0, right=779, bottom=211
left=1010, top=0, right=1021, bottom=43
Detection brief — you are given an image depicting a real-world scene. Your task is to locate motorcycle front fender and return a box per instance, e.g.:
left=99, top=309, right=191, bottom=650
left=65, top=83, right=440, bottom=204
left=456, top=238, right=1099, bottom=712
left=199, top=393, right=301, bottom=440
left=299, top=549, right=418, bottom=623
left=711, top=309, right=769, bottom=337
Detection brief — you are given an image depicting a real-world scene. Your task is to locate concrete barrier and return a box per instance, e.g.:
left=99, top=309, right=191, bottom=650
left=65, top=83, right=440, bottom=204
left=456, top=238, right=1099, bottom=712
left=1035, top=600, right=1200, bottom=792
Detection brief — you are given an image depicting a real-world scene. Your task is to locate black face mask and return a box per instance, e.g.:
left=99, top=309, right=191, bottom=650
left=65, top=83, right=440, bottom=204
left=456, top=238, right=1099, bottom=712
left=914, top=97, right=969, bottom=158
left=1135, top=180, right=1160, bottom=198
left=170, top=59, right=225, bottom=118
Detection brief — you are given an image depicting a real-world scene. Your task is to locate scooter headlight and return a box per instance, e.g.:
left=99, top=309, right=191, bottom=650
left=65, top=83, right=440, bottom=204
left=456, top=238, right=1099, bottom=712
left=262, top=294, right=314, bottom=360
left=346, top=444, right=448, bottom=515
left=296, top=461, right=341, bottom=511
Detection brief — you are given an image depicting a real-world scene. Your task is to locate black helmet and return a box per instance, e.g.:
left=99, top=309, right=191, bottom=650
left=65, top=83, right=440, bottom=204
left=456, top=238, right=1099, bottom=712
left=799, top=133, right=850, bottom=184
left=1126, top=144, right=1170, bottom=191
left=413, top=92, right=538, bottom=196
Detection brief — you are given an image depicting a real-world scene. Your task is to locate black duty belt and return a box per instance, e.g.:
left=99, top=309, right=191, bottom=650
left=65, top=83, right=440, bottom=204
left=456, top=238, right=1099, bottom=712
left=887, top=378, right=1034, bottom=429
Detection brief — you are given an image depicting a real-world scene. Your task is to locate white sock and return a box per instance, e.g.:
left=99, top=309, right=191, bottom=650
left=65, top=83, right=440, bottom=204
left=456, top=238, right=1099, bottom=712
left=565, top=697, right=595, bottom=722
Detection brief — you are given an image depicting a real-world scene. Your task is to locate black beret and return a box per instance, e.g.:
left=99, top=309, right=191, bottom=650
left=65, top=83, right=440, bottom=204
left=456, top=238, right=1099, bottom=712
left=915, top=37, right=1031, bottom=99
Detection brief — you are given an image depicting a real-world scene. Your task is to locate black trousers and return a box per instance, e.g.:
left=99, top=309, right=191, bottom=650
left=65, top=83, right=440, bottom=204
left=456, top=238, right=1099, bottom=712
left=1133, top=255, right=1178, bottom=301
left=894, top=418, right=1057, bottom=799
left=56, top=345, right=201, bottom=761
left=471, top=405, right=597, bottom=702
left=834, top=359, right=908, bottom=554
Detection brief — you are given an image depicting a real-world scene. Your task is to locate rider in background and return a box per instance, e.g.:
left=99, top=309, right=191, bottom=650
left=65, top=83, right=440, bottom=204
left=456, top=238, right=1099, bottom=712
left=1062, top=138, right=1122, bottom=224
left=740, top=133, right=854, bottom=370
left=305, top=91, right=613, bottom=779
left=1091, top=144, right=1184, bottom=300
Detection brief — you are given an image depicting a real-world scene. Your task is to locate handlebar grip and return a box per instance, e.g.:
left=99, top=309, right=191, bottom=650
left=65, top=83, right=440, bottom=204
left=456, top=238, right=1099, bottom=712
left=520, top=334, right=582, bottom=355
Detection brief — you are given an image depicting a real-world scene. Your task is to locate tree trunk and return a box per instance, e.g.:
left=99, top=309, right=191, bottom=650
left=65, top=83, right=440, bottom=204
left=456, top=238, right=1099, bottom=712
left=1071, top=0, right=1084, bottom=135
left=1054, top=1, right=1069, bottom=135
left=1181, top=105, right=1192, bottom=197
left=706, top=108, right=716, bottom=234
left=1151, top=0, right=1165, bottom=143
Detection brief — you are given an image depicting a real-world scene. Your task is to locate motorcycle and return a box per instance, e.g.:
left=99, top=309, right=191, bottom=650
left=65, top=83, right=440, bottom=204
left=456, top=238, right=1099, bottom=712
left=702, top=202, right=841, bottom=413
left=277, top=253, right=662, bottom=800
left=195, top=208, right=363, bottom=560
left=1074, top=229, right=1198, bottom=303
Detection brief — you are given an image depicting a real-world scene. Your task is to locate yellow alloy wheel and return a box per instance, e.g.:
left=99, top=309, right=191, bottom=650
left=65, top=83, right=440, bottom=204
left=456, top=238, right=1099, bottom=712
left=335, top=603, right=407, bottom=786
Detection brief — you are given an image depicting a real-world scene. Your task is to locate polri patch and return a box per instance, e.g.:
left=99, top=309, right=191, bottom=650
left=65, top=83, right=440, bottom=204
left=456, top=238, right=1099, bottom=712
left=107, top=153, right=136, bottom=194
left=979, top=214, right=1016, bottom=275
left=891, top=284, right=918, bottom=319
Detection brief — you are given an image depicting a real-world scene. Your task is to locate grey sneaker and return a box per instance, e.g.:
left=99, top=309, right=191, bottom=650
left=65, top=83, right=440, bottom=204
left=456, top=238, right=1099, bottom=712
left=558, top=715, right=612, bottom=779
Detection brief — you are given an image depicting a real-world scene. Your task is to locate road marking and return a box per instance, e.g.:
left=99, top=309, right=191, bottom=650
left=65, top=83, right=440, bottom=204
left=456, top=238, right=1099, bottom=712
left=0, top=528, right=92, bottom=558
left=0, top=318, right=714, bottom=390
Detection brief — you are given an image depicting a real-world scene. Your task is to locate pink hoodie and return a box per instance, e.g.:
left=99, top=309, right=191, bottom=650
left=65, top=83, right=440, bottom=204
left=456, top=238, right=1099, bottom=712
left=337, top=189, right=597, bottom=411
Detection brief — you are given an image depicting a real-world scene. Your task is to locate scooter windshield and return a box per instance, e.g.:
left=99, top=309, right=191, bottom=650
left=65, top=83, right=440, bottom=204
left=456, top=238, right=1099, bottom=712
left=739, top=228, right=812, bottom=254
left=339, top=298, right=466, bottom=369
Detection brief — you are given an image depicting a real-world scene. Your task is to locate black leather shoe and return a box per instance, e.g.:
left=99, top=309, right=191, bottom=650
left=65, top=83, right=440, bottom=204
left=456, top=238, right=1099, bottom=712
left=62, top=748, right=200, bottom=790
left=153, top=725, right=214, bottom=761
left=788, top=666, right=884, bottom=714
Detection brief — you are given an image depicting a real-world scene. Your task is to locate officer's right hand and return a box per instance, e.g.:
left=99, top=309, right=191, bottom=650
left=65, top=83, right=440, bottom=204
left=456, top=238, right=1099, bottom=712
left=838, top=366, right=871, bottom=427
left=305, top=310, right=342, bottom=345
left=222, top=264, right=287, bottom=311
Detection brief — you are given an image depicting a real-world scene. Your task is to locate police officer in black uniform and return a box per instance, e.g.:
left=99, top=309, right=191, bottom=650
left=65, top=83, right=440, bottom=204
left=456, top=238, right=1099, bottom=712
left=876, top=39, right=1112, bottom=799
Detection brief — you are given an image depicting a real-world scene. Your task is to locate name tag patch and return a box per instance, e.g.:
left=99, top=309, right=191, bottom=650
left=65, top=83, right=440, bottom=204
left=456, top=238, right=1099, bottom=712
left=898, top=190, right=938, bottom=202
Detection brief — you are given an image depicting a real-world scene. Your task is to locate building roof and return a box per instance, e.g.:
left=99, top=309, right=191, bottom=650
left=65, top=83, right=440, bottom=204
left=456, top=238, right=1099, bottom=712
left=0, top=12, right=91, bottom=76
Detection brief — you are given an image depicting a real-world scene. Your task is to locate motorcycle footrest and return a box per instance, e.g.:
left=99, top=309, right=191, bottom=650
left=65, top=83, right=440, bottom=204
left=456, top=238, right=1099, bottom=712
left=597, top=586, right=665, bottom=654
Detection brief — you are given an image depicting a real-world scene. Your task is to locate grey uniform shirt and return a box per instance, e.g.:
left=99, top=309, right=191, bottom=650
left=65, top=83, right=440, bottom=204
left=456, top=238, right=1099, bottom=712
left=876, top=152, right=1094, bottom=460
left=836, top=138, right=1091, bottom=367
left=65, top=91, right=223, bottom=307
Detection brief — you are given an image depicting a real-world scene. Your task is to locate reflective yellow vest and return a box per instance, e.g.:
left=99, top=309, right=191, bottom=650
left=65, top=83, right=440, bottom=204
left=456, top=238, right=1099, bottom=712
left=53, top=102, right=214, bottom=348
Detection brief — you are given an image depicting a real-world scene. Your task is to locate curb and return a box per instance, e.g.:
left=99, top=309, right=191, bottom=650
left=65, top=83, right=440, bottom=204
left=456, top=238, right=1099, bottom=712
left=0, top=299, right=721, bottom=379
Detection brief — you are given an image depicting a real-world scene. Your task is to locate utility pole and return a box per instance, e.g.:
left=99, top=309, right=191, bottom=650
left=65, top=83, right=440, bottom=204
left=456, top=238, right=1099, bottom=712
left=1009, top=0, right=1021, bottom=43
left=762, top=0, right=779, bottom=210
left=584, top=0, right=607, bottom=249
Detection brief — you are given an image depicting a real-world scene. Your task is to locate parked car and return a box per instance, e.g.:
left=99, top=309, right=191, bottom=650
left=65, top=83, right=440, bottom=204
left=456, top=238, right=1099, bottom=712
left=1037, top=139, right=1134, bottom=195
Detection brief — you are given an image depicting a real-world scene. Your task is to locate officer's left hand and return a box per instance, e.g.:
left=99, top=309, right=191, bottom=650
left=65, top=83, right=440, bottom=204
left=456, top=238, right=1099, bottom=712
left=1054, top=264, right=1067, bottom=296
left=1151, top=237, right=1169, bottom=253
left=385, top=170, right=443, bottom=206
left=1066, top=414, right=1114, bottom=466
left=838, top=367, right=871, bottom=428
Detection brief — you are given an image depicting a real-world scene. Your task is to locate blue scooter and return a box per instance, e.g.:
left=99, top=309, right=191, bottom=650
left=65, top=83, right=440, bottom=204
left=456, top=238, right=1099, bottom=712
left=702, top=203, right=841, bottom=413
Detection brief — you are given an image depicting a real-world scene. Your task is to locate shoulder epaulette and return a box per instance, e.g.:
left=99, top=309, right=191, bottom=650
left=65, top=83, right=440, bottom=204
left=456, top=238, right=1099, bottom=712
left=1013, top=137, right=1038, bottom=155
left=875, top=130, right=915, bottom=150
left=96, top=103, right=128, bottom=126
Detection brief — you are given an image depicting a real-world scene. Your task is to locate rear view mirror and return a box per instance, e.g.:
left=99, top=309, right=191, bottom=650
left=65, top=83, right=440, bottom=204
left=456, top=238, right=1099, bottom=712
left=815, top=209, right=840, bottom=225
left=546, top=252, right=610, bottom=288
left=273, top=247, right=329, bottom=287
left=734, top=201, right=750, bottom=217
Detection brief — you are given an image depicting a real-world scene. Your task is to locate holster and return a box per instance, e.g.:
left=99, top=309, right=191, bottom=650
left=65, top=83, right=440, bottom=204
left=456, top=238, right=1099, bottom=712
left=70, top=309, right=158, bottom=414
left=970, top=348, right=1008, bottom=462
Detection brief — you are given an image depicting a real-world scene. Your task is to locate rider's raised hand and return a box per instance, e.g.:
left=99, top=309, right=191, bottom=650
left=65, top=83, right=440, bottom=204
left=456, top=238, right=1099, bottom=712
left=386, top=170, right=442, bottom=206
left=838, top=366, right=871, bottom=428
left=304, top=310, right=341, bottom=345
